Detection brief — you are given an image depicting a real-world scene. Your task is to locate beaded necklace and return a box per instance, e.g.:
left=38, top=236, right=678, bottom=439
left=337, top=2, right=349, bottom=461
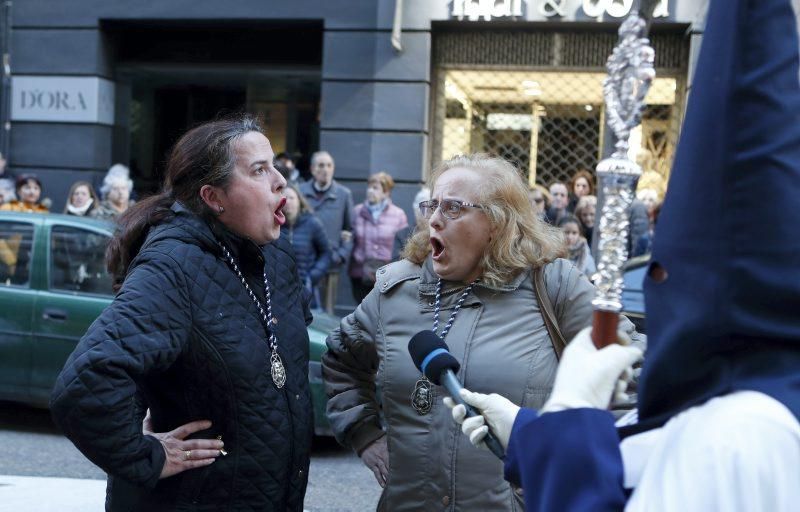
left=218, top=242, right=286, bottom=388
left=411, top=278, right=478, bottom=415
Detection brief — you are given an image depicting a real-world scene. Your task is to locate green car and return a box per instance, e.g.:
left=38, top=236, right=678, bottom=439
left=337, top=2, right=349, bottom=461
left=0, top=211, right=335, bottom=435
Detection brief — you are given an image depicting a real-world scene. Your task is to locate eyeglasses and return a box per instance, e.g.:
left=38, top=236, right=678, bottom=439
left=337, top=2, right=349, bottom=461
left=418, top=199, right=484, bottom=220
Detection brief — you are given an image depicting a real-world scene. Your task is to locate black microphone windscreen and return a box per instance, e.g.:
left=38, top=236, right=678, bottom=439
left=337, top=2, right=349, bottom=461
left=408, top=330, right=460, bottom=385
left=408, top=330, right=447, bottom=368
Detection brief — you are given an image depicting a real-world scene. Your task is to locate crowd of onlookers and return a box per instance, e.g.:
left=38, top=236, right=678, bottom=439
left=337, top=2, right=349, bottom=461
left=275, top=153, right=661, bottom=311
left=0, top=148, right=661, bottom=311
left=0, top=159, right=136, bottom=222
left=530, top=169, right=661, bottom=277
left=276, top=150, right=411, bottom=312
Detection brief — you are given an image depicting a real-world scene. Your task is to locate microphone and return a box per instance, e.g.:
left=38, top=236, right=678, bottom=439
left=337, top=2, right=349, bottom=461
left=408, top=330, right=506, bottom=460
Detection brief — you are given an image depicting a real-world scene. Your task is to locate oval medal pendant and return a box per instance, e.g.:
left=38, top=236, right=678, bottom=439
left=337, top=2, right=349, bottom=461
left=271, top=352, right=287, bottom=388
left=411, top=377, right=434, bottom=415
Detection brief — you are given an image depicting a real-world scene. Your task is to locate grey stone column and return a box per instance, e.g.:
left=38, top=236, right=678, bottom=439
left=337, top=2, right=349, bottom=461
left=9, top=26, right=114, bottom=210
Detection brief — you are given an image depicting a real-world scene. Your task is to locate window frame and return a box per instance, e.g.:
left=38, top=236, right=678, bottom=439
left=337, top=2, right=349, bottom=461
left=46, top=223, right=114, bottom=299
left=0, top=220, right=37, bottom=289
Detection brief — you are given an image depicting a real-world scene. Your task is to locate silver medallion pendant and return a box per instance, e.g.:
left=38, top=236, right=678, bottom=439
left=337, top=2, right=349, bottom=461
left=411, top=377, right=434, bottom=415
left=217, top=242, right=291, bottom=390
left=270, top=351, right=287, bottom=388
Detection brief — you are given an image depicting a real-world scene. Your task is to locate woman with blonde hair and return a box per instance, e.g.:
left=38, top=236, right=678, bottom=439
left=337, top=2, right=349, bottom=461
left=323, top=154, right=643, bottom=511
left=348, top=171, right=408, bottom=302
left=574, top=194, right=597, bottom=246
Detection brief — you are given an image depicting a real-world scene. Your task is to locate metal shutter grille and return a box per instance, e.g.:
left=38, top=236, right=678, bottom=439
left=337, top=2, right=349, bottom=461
left=434, top=31, right=554, bottom=67
left=434, top=30, right=688, bottom=70
left=431, top=28, right=689, bottom=196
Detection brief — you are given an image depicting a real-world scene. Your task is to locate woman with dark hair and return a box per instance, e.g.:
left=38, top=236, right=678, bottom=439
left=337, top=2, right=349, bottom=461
left=567, top=169, right=595, bottom=213
left=558, top=215, right=596, bottom=277
left=50, top=116, right=313, bottom=511
left=63, top=180, right=99, bottom=216
left=0, top=174, right=48, bottom=213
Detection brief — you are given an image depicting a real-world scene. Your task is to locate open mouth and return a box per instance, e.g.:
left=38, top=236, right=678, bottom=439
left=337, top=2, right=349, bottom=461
left=430, top=237, right=445, bottom=260
left=274, top=198, right=287, bottom=226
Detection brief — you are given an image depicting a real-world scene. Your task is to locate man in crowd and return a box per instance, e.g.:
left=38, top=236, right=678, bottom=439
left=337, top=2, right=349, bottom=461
left=275, top=152, right=303, bottom=187
left=545, top=182, right=569, bottom=224
left=300, top=151, right=354, bottom=314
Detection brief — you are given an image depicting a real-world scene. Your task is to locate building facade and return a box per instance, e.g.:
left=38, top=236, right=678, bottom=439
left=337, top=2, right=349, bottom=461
left=6, top=0, right=708, bottom=311
left=7, top=0, right=709, bottom=205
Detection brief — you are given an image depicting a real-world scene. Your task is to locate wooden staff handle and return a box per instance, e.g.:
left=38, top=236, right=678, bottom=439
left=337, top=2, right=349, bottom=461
left=591, top=310, right=620, bottom=349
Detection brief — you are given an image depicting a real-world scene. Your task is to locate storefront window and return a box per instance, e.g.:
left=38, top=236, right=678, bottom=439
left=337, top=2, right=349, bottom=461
left=436, top=68, right=682, bottom=197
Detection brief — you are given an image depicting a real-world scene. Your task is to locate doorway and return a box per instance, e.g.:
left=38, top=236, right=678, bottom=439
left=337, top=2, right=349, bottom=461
left=106, top=20, right=323, bottom=192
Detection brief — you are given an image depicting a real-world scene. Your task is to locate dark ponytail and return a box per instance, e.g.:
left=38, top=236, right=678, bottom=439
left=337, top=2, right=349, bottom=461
left=107, top=114, right=263, bottom=288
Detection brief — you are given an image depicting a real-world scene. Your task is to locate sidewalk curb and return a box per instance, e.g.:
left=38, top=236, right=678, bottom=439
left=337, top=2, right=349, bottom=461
left=0, top=475, right=106, bottom=511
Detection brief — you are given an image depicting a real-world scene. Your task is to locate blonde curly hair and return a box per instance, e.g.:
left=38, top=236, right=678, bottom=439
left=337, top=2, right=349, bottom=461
left=403, top=154, right=566, bottom=287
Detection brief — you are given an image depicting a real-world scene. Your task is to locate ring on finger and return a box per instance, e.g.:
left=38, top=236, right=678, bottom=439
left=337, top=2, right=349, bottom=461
left=183, top=450, right=192, bottom=461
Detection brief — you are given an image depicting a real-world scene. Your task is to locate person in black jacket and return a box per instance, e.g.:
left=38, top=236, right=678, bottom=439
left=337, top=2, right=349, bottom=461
left=50, top=115, right=313, bottom=511
left=281, top=183, right=331, bottom=309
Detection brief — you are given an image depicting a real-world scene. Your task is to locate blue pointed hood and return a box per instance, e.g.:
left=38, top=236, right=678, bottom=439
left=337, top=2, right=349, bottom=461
left=636, top=0, right=800, bottom=429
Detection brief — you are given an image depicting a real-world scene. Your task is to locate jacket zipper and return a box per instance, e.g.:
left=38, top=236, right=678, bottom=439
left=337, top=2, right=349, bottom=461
left=193, top=330, right=238, bottom=509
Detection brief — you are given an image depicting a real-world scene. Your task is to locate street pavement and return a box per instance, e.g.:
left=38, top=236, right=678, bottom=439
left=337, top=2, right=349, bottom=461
left=0, top=402, right=380, bottom=511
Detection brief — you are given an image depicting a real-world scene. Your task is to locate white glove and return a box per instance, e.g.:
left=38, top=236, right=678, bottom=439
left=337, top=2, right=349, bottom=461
left=541, top=326, right=643, bottom=414
left=443, top=389, right=520, bottom=450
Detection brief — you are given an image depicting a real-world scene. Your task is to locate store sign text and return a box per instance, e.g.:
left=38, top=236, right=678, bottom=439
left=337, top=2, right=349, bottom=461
left=579, top=0, right=669, bottom=18
left=451, top=0, right=669, bottom=21
left=451, top=0, right=524, bottom=20
left=11, top=76, right=115, bottom=125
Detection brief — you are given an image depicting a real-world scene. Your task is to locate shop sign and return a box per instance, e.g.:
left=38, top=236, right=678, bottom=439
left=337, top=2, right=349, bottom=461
left=451, top=0, right=669, bottom=21
left=11, top=76, right=115, bottom=125
left=578, top=0, right=669, bottom=18
left=451, top=0, right=525, bottom=21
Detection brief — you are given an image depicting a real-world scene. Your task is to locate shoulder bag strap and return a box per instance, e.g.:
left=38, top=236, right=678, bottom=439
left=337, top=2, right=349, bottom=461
left=533, top=266, right=567, bottom=360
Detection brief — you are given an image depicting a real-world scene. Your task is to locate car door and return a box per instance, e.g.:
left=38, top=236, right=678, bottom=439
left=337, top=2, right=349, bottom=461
left=29, top=222, right=114, bottom=405
left=0, top=217, right=38, bottom=402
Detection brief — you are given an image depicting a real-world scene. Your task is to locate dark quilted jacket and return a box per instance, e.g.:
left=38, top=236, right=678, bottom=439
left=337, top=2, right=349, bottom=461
left=280, top=212, right=331, bottom=286
left=50, top=203, right=313, bottom=511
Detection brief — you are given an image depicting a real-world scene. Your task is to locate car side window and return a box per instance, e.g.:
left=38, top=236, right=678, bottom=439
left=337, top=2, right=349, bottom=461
left=0, top=221, right=35, bottom=287
left=50, top=226, right=114, bottom=296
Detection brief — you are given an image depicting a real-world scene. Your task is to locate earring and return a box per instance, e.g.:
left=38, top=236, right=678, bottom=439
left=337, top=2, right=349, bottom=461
left=218, top=205, right=225, bottom=213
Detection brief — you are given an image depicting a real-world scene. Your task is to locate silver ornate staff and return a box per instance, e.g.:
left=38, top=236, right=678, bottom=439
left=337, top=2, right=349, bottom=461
left=591, top=8, right=656, bottom=348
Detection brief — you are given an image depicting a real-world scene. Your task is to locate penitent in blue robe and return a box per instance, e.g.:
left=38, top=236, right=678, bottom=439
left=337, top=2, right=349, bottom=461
left=504, top=409, right=625, bottom=511
left=501, top=0, right=800, bottom=508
